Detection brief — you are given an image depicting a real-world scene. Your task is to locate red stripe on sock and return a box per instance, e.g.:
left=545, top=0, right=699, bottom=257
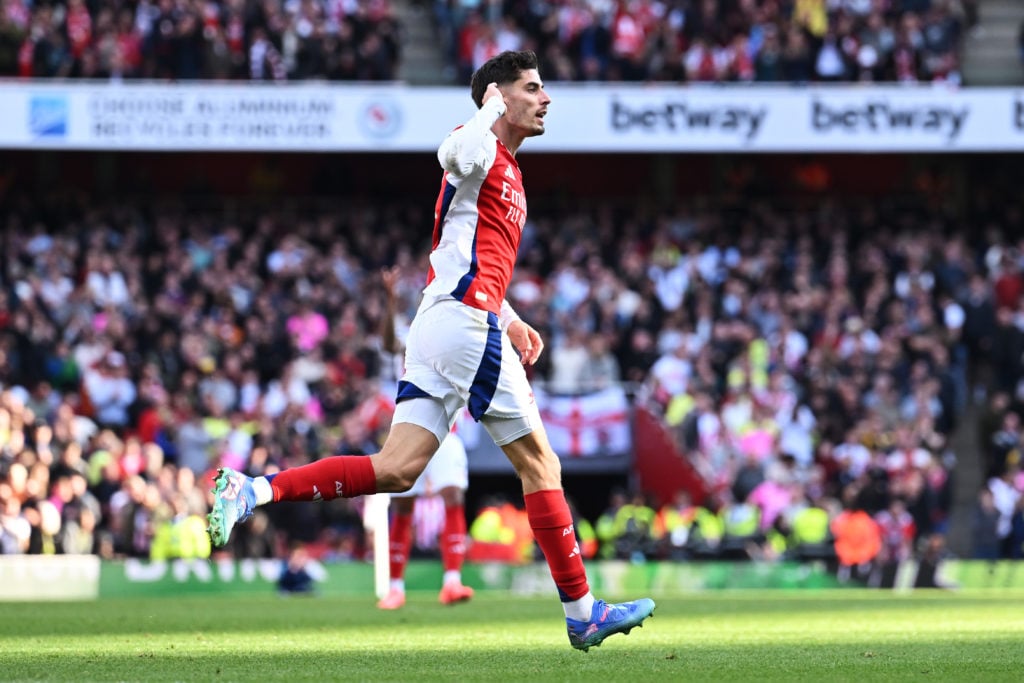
left=271, top=455, right=377, bottom=502
left=524, top=489, right=590, bottom=601
left=389, top=512, right=413, bottom=580
left=441, top=504, right=467, bottom=573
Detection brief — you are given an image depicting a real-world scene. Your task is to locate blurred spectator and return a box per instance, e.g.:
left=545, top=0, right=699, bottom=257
left=577, top=333, right=621, bottom=392
left=82, top=351, right=136, bottom=431
left=970, top=486, right=1000, bottom=560
left=654, top=489, right=698, bottom=559
left=718, top=489, right=764, bottom=560
left=831, top=499, right=882, bottom=582
left=913, top=532, right=952, bottom=588
left=595, top=490, right=659, bottom=561
left=149, top=492, right=211, bottom=560
left=988, top=466, right=1022, bottom=559
left=0, top=491, right=31, bottom=553
left=467, top=494, right=533, bottom=564
left=782, top=493, right=835, bottom=563
left=278, top=543, right=324, bottom=594
left=548, top=325, right=590, bottom=394
left=873, top=497, right=915, bottom=588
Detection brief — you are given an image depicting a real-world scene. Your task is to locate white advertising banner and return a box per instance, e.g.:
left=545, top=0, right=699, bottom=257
left=0, top=555, right=100, bottom=601
left=0, top=83, right=475, bottom=152
left=1, top=82, right=1022, bottom=152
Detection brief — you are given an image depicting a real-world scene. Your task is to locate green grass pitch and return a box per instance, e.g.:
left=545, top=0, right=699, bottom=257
left=4, top=590, right=1023, bottom=681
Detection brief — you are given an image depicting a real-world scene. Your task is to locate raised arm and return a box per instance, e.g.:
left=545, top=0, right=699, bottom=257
left=437, top=84, right=506, bottom=178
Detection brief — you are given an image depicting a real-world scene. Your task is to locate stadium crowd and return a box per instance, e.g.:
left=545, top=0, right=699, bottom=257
left=0, top=0, right=402, bottom=80
left=0, top=0, right=975, bottom=84
left=1, top=178, right=1024, bottom=580
left=442, top=0, right=972, bottom=85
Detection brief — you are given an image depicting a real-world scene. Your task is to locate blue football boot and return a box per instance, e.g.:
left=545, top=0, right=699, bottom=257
left=207, top=467, right=256, bottom=547
left=566, top=598, right=656, bottom=652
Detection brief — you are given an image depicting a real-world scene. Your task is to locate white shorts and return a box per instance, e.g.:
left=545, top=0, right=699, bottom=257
left=392, top=299, right=541, bottom=446
left=398, top=432, right=470, bottom=497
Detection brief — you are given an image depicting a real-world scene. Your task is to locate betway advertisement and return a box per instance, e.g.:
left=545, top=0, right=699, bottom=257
left=1, top=82, right=1022, bottom=152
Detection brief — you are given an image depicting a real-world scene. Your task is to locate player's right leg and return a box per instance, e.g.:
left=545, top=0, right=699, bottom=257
left=207, top=467, right=257, bottom=547
left=208, top=421, right=439, bottom=548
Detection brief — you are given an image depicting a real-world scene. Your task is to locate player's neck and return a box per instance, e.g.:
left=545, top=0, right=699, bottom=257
left=492, top=122, right=525, bottom=156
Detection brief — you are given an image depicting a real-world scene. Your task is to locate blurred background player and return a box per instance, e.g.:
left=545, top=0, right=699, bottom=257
left=377, top=266, right=473, bottom=609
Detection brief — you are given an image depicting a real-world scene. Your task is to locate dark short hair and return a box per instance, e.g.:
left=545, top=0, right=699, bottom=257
left=470, top=50, right=539, bottom=109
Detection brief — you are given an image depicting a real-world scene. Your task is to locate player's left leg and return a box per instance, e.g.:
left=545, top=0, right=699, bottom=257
left=498, top=427, right=656, bottom=651
left=473, top=322, right=654, bottom=649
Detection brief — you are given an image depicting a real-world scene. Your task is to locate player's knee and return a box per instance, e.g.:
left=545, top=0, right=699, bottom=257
left=393, top=473, right=417, bottom=493
left=377, top=470, right=415, bottom=493
left=513, top=452, right=561, bottom=488
left=377, top=463, right=420, bottom=493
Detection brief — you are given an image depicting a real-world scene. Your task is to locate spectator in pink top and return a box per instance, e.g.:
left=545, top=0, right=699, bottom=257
left=287, top=302, right=329, bottom=354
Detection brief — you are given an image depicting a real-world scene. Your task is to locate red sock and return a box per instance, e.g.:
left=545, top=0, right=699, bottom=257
left=440, top=503, right=467, bottom=573
left=269, top=456, right=377, bottom=502
left=389, top=511, right=413, bottom=581
left=523, top=489, right=590, bottom=602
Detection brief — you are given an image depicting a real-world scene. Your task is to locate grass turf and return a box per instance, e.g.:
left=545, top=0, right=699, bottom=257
left=4, top=590, right=1023, bottom=682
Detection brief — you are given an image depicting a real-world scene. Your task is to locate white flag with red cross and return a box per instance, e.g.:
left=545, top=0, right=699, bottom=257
left=535, top=386, right=631, bottom=457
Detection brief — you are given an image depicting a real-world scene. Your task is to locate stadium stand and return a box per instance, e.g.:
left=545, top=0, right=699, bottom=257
left=0, top=0, right=403, bottom=80
left=0, top=0, right=997, bottom=85
left=2, top=155, right=1023, bottom=571
left=442, top=0, right=971, bottom=85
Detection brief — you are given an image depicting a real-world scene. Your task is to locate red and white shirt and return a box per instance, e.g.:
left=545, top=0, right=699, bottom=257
left=424, top=97, right=524, bottom=325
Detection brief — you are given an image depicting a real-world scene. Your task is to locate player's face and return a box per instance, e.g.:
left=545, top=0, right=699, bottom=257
left=502, top=69, right=551, bottom=137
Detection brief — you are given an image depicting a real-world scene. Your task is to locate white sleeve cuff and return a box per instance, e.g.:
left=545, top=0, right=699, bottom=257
left=498, top=299, right=521, bottom=331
